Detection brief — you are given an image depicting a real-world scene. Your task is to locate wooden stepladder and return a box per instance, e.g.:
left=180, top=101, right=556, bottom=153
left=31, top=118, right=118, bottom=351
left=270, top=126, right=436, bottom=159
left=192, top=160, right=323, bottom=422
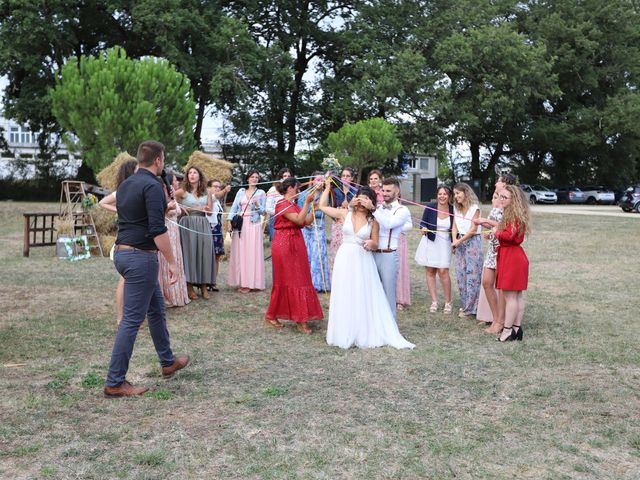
left=59, top=180, right=103, bottom=257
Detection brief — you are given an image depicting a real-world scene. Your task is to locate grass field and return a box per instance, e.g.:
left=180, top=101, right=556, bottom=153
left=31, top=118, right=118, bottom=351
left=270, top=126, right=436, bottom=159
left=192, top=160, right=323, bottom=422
left=1, top=201, right=639, bottom=479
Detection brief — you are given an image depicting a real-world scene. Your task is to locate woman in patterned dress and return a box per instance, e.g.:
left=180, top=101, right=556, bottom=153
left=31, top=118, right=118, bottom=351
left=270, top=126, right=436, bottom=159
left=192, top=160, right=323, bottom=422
left=476, top=174, right=518, bottom=333
left=158, top=173, right=190, bottom=307
left=298, top=174, right=331, bottom=292
left=451, top=183, right=483, bottom=318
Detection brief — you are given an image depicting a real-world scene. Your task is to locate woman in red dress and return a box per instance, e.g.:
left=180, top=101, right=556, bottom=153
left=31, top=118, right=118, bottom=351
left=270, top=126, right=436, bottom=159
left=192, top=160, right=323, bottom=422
left=264, top=177, right=324, bottom=334
left=476, top=184, right=531, bottom=342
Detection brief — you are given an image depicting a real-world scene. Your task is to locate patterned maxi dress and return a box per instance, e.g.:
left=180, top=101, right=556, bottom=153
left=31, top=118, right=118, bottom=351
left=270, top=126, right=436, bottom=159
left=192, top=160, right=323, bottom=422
left=476, top=207, right=503, bottom=322
left=159, top=205, right=191, bottom=307
left=298, top=190, right=330, bottom=292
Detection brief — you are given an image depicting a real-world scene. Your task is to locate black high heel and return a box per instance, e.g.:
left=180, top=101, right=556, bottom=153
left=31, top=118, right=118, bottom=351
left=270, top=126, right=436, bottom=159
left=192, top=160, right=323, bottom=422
left=513, top=326, right=523, bottom=341
left=497, top=327, right=517, bottom=342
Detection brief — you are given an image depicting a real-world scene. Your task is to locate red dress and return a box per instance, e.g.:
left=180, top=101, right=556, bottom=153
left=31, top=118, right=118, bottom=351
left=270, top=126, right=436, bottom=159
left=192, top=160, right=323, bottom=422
left=265, top=200, right=324, bottom=323
left=495, top=222, right=529, bottom=291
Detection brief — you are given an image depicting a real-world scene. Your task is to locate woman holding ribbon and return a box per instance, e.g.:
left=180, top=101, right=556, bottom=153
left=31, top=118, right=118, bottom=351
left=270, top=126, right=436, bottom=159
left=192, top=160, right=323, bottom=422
left=159, top=172, right=190, bottom=307
left=264, top=177, right=323, bottom=333
left=328, top=167, right=357, bottom=276
left=415, top=185, right=454, bottom=314
left=174, top=166, right=215, bottom=300
left=228, top=170, right=266, bottom=293
left=298, top=173, right=331, bottom=292
left=451, top=183, right=483, bottom=318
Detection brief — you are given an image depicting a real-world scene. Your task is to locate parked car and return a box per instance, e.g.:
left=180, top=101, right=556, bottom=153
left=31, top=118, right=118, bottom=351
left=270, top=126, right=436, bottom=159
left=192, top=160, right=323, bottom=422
left=619, top=185, right=640, bottom=213
left=554, top=187, right=586, bottom=204
left=520, top=184, right=558, bottom=204
left=578, top=185, right=616, bottom=205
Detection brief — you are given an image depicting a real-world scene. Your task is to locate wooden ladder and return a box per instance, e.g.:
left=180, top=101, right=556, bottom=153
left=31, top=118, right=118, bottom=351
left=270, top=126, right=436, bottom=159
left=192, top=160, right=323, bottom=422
left=59, top=180, right=104, bottom=257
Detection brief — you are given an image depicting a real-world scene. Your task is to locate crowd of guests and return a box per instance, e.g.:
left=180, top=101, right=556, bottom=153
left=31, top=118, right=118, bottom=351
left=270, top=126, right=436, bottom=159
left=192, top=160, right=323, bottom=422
left=100, top=161, right=530, bottom=345
left=415, top=173, right=530, bottom=342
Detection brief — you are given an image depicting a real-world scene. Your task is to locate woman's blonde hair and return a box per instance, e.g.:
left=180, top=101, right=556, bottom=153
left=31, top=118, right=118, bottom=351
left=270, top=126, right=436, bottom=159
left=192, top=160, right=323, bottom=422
left=453, top=183, right=479, bottom=211
left=499, top=185, right=531, bottom=237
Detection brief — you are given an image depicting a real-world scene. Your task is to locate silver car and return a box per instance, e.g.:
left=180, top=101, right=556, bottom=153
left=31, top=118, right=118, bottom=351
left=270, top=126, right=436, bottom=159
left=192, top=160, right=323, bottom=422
left=578, top=185, right=616, bottom=205
left=520, top=184, right=558, bottom=204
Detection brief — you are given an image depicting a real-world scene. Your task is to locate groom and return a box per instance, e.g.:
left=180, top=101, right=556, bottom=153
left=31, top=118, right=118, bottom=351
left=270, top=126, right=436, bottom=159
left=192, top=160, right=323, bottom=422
left=369, top=177, right=411, bottom=318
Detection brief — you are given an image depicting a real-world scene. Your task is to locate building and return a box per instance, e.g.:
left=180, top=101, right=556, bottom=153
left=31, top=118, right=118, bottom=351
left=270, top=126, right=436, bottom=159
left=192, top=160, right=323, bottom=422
left=0, top=113, right=81, bottom=179
left=399, top=153, right=439, bottom=203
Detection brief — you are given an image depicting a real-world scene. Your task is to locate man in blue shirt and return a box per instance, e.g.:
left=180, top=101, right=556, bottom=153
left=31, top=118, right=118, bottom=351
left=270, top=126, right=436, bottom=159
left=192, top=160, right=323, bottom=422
left=104, top=140, right=189, bottom=397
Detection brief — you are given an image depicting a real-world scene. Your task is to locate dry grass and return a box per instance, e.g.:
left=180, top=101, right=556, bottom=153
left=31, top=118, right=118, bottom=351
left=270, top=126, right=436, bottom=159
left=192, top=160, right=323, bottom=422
left=1, top=202, right=639, bottom=479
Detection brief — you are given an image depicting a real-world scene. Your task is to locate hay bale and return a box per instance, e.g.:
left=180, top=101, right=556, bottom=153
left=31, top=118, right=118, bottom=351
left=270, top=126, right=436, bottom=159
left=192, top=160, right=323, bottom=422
left=92, top=208, right=117, bottom=235
left=55, top=216, right=75, bottom=236
left=97, top=151, right=136, bottom=191
left=99, top=234, right=116, bottom=257
left=184, top=151, right=234, bottom=184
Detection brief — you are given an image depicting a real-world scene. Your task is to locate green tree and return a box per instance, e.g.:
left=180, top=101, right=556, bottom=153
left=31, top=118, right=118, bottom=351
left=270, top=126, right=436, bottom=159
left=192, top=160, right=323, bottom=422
left=515, top=0, right=640, bottom=186
left=130, top=0, right=257, bottom=148
left=50, top=47, right=196, bottom=173
left=222, top=0, right=357, bottom=171
left=326, top=117, right=402, bottom=183
left=0, top=0, right=146, bottom=178
left=432, top=19, right=558, bottom=192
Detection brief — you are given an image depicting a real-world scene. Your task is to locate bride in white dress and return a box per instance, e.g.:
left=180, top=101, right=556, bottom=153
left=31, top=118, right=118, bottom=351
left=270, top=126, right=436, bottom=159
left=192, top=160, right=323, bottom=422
left=319, top=179, right=415, bottom=349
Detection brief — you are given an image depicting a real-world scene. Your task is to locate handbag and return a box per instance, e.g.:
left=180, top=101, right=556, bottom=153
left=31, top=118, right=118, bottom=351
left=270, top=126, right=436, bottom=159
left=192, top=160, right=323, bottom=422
left=230, top=189, right=257, bottom=236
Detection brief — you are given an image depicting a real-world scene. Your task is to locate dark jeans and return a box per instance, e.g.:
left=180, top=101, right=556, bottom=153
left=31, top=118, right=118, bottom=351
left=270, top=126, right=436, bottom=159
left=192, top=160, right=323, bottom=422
left=105, top=249, right=175, bottom=387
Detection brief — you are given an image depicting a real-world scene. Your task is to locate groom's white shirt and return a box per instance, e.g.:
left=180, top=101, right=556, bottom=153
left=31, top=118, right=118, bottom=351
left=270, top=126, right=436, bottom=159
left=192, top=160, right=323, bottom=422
left=373, top=200, right=411, bottom=250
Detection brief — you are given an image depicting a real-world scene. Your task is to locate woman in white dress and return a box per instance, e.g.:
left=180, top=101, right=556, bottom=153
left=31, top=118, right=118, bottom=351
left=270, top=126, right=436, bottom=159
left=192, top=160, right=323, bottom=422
left=415, top=185, right=454, bottom=314
left=319, top=179, right=415, bottom=350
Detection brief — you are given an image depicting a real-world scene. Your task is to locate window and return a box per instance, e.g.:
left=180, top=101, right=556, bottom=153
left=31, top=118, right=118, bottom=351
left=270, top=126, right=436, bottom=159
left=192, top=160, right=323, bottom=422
left=10, top=127, right=19, bottom=143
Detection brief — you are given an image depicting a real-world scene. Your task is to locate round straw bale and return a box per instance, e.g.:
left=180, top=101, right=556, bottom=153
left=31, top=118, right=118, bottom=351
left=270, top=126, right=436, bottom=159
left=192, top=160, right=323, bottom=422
left=97, top=152, right=136, bottom=191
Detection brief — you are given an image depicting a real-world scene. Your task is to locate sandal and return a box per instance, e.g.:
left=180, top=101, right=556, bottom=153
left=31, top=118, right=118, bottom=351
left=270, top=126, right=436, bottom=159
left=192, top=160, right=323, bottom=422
left=429, top=301, right=438, bottom=313
left=443, top=302, right=452, bottom=314
left=264, top=318, right=284, bottom=329
left=297, top=323, right=313, bottom=334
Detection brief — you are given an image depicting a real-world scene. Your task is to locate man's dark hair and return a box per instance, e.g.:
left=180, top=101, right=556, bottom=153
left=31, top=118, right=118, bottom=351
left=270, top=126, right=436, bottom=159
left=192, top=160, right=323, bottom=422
left=382, top=177, right=400, bottom=188
left=137, top=141, right=165, bottom=167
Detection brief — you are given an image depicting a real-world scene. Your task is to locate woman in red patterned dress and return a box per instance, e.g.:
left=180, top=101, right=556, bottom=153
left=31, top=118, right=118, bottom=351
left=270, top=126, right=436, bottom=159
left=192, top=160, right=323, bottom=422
left=264, top=177, right=324, bottom=334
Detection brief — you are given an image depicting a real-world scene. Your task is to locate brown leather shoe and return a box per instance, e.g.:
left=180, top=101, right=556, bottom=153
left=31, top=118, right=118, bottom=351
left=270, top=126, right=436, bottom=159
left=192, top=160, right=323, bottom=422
left=162, top=355, right=190, bottom=379
left=200, top=284, right=209, bottom=300
left=103, top=380, right=148, bottom=398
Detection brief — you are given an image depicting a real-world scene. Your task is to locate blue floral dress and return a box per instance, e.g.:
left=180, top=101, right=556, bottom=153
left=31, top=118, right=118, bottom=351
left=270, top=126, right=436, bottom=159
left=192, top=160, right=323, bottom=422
left=298, top=190, right=331, bottom=292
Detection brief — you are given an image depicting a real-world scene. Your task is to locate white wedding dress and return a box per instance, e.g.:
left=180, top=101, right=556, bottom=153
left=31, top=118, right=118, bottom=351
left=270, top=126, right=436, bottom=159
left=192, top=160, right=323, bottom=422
left=326, top=212, right=415, bottom=349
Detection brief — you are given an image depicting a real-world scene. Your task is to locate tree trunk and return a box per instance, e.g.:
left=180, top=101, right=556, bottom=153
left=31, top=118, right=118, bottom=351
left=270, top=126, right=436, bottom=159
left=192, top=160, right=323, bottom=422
left=286, top=39, right=309, bottom=158
left=470, top=140, right=481, bottom=180
left=193, top=83, right=207, bottom=149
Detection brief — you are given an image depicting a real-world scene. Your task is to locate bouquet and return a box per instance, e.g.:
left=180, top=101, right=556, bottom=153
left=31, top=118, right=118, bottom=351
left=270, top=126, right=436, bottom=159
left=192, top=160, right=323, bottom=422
left=321, top=154, right=342, bottom=175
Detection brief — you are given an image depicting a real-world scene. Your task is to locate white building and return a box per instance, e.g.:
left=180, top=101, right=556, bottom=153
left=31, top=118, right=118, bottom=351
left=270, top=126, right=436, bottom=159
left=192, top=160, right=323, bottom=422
left=399, top=153, right=439, bottom=203
left=0, top=113, right=81, bottom=179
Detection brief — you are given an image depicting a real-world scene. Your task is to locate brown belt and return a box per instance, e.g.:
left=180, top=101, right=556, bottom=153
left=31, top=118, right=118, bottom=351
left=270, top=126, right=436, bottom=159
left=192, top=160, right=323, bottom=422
left=114, top=244, right=158, bottom=253
left=373, top=249, right=397, bottom=253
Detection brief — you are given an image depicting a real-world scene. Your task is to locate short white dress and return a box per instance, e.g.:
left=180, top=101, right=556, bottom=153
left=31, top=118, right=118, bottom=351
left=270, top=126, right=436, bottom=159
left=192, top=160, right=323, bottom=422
left=415, top=216, right=452, bottom=268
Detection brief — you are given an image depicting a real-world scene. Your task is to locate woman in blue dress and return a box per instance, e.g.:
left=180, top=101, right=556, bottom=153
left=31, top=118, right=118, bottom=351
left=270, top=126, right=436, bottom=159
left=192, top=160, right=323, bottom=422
left=298, top=174, right=331, bottom=292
